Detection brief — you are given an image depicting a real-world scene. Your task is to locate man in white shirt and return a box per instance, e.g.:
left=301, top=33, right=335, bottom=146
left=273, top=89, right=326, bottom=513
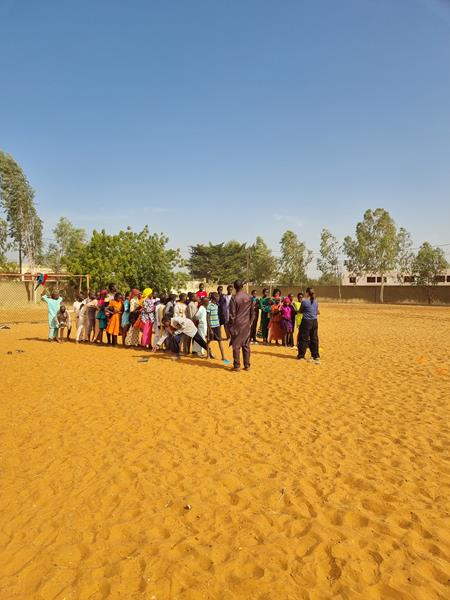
left=72, top=294, right=84, bottom=332
left=76, top=297, right=90, bottom=342
left=154, top=316, right=209, bottom=358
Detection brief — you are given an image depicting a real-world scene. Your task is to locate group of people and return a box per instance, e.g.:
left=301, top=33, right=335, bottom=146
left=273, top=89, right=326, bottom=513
left=41, top=281, right=320, bottom=370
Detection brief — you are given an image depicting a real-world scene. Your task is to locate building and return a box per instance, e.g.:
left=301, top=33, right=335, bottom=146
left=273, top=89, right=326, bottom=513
left=342, top=269, right=450, bottom=286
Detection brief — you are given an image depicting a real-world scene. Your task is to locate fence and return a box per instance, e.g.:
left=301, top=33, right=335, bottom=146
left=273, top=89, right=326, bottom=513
left=2, top=277, right=450, bottom=325
left=0, top=273, right=89, bottom=323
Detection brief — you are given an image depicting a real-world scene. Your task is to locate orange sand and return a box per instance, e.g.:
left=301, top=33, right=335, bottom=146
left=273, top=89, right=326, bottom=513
left=0, top=304, right=449, bottom=600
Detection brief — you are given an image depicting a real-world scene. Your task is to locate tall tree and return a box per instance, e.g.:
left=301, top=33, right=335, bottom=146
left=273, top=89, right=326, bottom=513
left=0, top=151, right=43, bottom=272
left=279, top=230, right=312, bottom=286
left=317, top=229, right=342, bottom=296
left=248, top=236, right=278, bottom=285
left=65, top=226, right=183, bottom=292
left=0, top=218, right=7, bottom=264
left=412, top=242, right=448, bottom=304
left=188, top=241, right=247, bottom=283
left=45, top=217, right=86, bottom=271
left=396, top=227, right=414, bottom=283
left=343, top=208, right=405, bottom=303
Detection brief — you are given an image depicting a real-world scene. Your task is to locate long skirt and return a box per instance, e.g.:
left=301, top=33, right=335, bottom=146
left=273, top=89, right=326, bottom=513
left=125, top=326, right=140, bottom=346
left=268, top=318, right=283, bottom=342
left=141, top=321, right=153, bottom=347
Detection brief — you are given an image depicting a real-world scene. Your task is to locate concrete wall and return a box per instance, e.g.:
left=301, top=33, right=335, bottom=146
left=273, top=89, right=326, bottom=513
left=2, top=280, right=450, bottom=309
left=251, top=285, right=450, bottom=305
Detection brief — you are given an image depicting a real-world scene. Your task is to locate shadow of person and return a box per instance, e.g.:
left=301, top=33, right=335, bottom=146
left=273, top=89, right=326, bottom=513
left=135, top=352, right=230, bottom=371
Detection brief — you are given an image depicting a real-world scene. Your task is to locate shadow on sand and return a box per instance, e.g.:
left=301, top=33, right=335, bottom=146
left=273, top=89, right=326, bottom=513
left=20, top=337, right=234, bottom=371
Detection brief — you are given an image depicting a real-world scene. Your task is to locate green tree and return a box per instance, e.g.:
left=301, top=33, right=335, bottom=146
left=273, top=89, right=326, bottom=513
left=343, top=208, right=405, bottom=303
left=317, top=229, right=342, bottom=296
left=412, top=242, right=448, bottom=304
left=188, top=241, right=247, bottom=283
left=66, top=226, right=183, bottom=292
left=396, top=227, right=414, bottom=283
left=279, top=230, right=312, bottom=286
left=0, top=218, right=7, bottom=264
left=248, top=236, right=278, bottom=285
left=45, top=217, right=86, bottom=271
left=0, top=151, right=43, bottom=272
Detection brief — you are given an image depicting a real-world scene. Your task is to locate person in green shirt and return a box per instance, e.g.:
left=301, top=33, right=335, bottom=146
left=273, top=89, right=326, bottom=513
left=41, top=290, right=64, bottom=341
left=258, top=288, right=272, bottom=344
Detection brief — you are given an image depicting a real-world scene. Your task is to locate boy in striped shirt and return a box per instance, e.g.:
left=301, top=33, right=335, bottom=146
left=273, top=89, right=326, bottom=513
left=207, top=292, right=229, bottom=363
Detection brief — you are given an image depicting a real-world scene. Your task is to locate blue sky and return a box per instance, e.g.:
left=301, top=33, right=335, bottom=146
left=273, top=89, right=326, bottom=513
left=1, top=0, right=450, bottom=262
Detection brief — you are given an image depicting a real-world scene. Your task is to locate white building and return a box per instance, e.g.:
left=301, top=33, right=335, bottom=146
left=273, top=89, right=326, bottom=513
left=342, top=269, right=450, bottom=286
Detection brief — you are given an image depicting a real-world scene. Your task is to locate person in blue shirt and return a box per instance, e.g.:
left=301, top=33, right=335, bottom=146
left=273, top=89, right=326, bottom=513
left=297, top=287, right=320, bottom=363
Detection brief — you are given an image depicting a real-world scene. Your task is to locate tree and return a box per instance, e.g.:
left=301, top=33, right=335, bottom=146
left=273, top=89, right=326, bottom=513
left=0, top=151, right=43, bottom=272
left=412, top=242, right=448, bottom=304
left=317, top=229, right=342, bottom=296
left=0, top=218, right=7, bottom=264
left=45, top=217, right=86, bottom=271
left=343, top=208, right=405, bottom=303
left=65, top=226, right=183, bottom=292
left=188, top=241, right=247, bottom=283
left=248, top=236, right=278, bottom=285
left=396, top=227, right=414, bottom=283
left=279, top=230, right=312, bottom=286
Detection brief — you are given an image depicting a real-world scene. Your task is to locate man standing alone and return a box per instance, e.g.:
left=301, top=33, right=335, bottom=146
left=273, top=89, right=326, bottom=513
left=228, top=280, right=254, bottom=372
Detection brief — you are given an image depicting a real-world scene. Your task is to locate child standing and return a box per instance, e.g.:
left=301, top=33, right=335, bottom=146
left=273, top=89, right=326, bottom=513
left=105, top=292, right=123, bottom=346
left=174, top=293, right=187, bottom=318
left=268, top=297, right=284, bottom=346
left=94, top=303, right=108, bottom=344
left=57, top=304, right=72, bottom=342
left=280, top=296, right=294, bottom=348
left=42, top=291, right=64, bottom=341
left=154, top=294, right=167, bottom=348
left=192, top=296, right=207, bottom=355
left=121, top=291, right=131, bottom=346
left=207, top=292, right=229, bottom=363
left=76, top=297, right=89, bottom=343
left=293, top=292, right=304, bottom=345
left=72, top=293, right=84, bottom=333
left=250, top=290, right=260, bottom=344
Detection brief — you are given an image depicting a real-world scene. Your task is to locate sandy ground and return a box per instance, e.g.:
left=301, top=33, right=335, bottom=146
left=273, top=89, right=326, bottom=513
left=0, top=304, right=449, bottom=600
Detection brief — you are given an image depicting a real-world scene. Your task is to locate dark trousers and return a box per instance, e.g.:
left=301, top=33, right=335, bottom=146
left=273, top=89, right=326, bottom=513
left=232, top=336, right=251, bottom=369
left=298, top=319, right=319, bottom=359
left=171, top=333, right=207, bottom=354
left=250, top=313, right=259, bottom=341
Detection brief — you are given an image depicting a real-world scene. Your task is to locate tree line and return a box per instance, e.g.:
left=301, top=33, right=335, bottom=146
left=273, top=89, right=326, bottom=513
left=1, top=150, right=448, bottom=301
